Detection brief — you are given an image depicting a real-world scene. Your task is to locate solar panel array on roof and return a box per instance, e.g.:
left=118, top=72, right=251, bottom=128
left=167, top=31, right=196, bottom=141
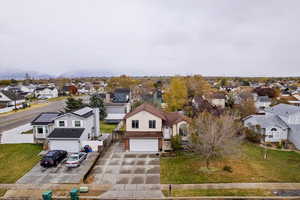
left=32, top=113, right=60, bottom=125
left=34, top=113, right=60, bottom=123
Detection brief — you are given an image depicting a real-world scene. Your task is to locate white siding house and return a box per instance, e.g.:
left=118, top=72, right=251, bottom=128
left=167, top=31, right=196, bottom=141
left=243, top=114, right=289, bottom=143
left=31, top=107, right=100, bottom=152
left=244, top=104, right=300, bottom=149
left=35, top=87, right=58, bottom=99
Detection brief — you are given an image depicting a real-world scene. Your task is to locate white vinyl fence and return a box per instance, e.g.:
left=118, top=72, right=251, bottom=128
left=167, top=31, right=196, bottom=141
left=0, top=123, right=34, bottom=144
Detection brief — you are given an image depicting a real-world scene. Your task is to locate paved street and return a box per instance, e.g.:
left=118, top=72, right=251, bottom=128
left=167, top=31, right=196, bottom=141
left=0, top=100, right=65, bottom=133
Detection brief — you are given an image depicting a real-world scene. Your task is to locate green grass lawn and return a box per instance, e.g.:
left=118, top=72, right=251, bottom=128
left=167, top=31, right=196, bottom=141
left=161, top=142, right=300, bottom=183
left=100, top=121, right=117, bottom=133
left=0, top=144, right=42, bottom=183
left=47, top=96, right=67, bottom=102
left=162, top=189, right=274, bottom=197
left=21, top=129, right=33, bottom=134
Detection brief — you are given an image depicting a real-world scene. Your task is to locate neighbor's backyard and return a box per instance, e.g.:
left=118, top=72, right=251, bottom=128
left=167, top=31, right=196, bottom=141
left=161, top=142, right=300, bottom=183
left=100, top=121, right=117, bottom=133
left=0, top=144, right=42, bottom=183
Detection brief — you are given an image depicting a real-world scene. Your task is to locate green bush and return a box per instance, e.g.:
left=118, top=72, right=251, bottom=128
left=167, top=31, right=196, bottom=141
left=276, top=142, right=282, bottom=149
left=171, top=135, right=182, bottom=151
left=244, top=128, right=261, bottom=143
left=223, top=165, right=233, bottom=173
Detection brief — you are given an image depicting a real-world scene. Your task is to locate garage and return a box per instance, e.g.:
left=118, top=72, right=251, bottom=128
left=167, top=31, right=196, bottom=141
left=47, top=128, right=85, bottom=153
left=49, top=140, right=80, bottom=152
left=129, top=139, right=158, bottom=152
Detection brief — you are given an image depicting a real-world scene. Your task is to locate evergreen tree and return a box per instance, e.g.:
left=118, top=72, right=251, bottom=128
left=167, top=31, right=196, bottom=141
left=89, top=93, right=107, bottom=120
left=65, top=97, right=84, bottom=112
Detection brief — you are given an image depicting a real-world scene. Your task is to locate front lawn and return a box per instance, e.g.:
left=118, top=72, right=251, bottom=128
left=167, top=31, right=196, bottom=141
left=100, top=121, right=117, bottom=133
left=161, top=142, right=300, bottom=183
left=162, top=189, right=274, bottom=197
left=0, top=144, right=42, bottom=183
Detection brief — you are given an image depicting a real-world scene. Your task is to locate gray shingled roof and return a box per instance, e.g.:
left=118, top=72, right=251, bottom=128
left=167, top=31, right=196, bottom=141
left=244, top=114, right=289, bottom=129
left=266, top=103, right=300, bottom=117
left=1, top=90, right=25, bottom=101
left=48, top=128, right=85, bottom=139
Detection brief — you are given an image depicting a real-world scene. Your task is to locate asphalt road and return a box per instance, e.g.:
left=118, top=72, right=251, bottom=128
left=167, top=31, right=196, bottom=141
left=0, top=100, right=65, bottom=133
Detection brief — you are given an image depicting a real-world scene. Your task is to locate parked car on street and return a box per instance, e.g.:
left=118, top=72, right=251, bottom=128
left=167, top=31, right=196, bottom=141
left=40, top=150, right=67, bottom=168
left=65, top=152, right=87, bottom=168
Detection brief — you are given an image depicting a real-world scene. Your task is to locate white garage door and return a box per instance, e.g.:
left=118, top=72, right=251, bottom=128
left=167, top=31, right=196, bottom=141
left=49, top=140, right=80, bottom=153
left=129, top=139, right=158, bottom=152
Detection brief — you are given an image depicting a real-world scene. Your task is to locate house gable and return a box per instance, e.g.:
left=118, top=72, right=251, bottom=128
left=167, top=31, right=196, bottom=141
left=126, top=110, right=162, bottom=132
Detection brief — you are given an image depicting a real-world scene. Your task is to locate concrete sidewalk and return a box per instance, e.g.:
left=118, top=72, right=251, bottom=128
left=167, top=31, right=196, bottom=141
left=1, top=183, right=300, bottom=190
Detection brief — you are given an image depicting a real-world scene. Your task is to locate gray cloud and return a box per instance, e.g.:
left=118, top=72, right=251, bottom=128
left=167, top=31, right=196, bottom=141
left=0, top=0, right=300, bottom=77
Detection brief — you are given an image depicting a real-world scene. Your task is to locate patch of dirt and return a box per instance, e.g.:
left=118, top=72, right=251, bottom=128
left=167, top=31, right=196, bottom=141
left=145, top=175, right=160, bottom=184
left=148, top=159, right=160, bottom=165
left=124, top=154, right=137, bottom=158
left=84, top=175, right=95, bottom=184
left=147, top=166, right=160, bottom=174
left=136, top=160, right=145, bottom=165
left=117, top=177, right=129, bottom=184
left=134, top=167, right=146, bottom=174
left=131, top=176, right=144, bottom=184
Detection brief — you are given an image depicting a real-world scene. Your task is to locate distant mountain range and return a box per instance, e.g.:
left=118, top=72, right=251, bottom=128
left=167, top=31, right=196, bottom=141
left=58, top=69, right=116, bottom=78
left=0, top=69, right=116, bottom=80
left=0, top=70, right=54, bottom=80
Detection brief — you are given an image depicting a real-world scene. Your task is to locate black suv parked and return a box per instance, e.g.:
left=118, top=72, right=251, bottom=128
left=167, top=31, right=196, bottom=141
left=40, top=150, right=67, bottom=168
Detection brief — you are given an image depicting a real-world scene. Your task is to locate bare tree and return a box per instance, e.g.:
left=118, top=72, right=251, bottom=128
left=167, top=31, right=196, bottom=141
left=189, top=112, right=243, bottom=169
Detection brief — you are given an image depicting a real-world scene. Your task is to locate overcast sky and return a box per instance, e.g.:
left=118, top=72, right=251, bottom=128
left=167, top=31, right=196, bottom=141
left=1, top=0, right=300, bottom=77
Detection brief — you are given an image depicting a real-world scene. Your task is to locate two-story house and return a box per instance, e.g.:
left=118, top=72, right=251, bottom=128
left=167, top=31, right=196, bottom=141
left=35, top=86, right=58, bottom=99
left=31, top=107, right=100, bottom=152
left=0, top=90, right=26, bottom=112
left=123, top=103, right=187, bottom=152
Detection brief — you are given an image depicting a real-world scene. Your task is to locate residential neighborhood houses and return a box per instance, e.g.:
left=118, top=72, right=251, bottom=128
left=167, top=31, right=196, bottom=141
left=1, top=75, right=300, bottom=199
left=34, top=86, right=58, bottom=99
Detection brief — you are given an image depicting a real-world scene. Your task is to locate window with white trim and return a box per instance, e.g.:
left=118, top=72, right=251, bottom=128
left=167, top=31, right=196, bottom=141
left=149, top=120, right=156, bottom=129
left=37, top=126, right=43, bottom=134
left=58, top=121, right=65, bottom=127
left=132, top=120, right=139, bottom=129
left=74, top=120, right=81, bottom=127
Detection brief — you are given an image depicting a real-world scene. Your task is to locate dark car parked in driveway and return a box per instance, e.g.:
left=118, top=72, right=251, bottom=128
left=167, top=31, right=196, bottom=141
left=40, top=150, right=67, bottom=168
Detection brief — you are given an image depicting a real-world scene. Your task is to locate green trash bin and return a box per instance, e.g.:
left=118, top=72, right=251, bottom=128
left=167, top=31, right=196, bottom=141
left=42, top=191, right=52, bottom=200
left=70, top=188, right=79, bottom=200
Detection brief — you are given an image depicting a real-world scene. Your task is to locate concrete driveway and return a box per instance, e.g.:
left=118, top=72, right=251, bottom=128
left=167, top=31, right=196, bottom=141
left=88, top=143, right=164, bottom=199
left=89, top=143, right=160, bottom=185
left=17, top=153, right=99, bottom=184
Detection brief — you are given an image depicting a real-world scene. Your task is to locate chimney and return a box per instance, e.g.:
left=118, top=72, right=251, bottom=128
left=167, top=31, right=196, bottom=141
left=105, top=93, right=110, bottom=103
left=93, top=108, right=100, bottom=138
